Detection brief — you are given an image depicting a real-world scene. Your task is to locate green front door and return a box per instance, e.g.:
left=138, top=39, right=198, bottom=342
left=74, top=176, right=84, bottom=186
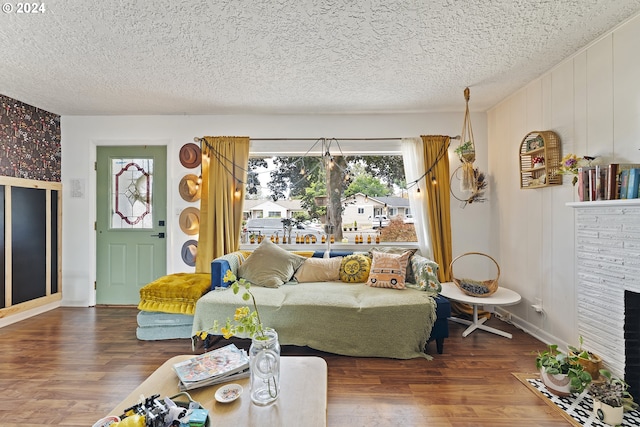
left=96, top=146, right=167, bottom=304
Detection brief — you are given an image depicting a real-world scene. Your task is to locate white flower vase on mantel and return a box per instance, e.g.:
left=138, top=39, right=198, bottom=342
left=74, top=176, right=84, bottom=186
left=249, top=328, right=281, bottom=406
left=593, top=400, right=624, bottom=426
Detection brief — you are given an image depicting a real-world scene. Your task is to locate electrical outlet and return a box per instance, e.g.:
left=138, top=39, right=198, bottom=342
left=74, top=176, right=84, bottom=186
left=498, top=312, right=512, bottom=322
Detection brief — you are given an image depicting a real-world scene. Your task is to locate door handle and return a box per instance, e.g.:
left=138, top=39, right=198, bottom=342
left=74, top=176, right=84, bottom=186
left=151, top=232, right=165, bottom=238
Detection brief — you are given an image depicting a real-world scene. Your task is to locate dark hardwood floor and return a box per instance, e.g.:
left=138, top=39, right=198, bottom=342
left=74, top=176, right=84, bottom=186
left=0, top=307, right=567, bottom=426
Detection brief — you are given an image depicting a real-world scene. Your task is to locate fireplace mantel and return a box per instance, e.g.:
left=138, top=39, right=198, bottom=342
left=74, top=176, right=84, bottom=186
left=567, top=199, right=640, bottom=208
left=568, top=199, right=640, bottom=381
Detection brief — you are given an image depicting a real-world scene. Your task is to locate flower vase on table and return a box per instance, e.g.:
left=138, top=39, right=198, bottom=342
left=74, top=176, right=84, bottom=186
left=196, top=269, right=282, bottom=406
left=249, top=328, right=280, bottom=405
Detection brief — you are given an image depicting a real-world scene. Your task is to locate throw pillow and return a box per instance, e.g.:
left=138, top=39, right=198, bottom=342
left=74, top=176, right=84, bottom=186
left=339, top=254, right=371, bottom=283
left=409, top=254, right=441, bottom=295
left=369, top=247, right=419, bottom=283
left=237, top=239, right=305, bottom=288
left=367, top=250, right=412, bottom=289
left=294, top=257, right=343, bottom=283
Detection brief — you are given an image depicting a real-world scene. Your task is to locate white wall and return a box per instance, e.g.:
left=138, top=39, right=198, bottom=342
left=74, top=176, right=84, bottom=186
left=61, top=113, right=489, bottom=306
left=487, top=13, right=640, bottom=348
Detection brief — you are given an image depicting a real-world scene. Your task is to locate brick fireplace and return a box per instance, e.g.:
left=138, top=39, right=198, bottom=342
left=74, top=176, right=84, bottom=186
left=570, top=200, right=640, bottom=397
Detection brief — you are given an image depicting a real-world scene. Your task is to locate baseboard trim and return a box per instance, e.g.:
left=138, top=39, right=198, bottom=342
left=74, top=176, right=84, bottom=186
left=0, top=300, right=61, bottom=328
left=494, top=307, right=568, bottom=351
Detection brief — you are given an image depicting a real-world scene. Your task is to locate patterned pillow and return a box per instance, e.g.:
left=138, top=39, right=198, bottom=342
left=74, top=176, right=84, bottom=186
left=366, top=250, right=412, bottom=289
left=339, top=254, right=371, bottom=283
left=409, top=254, right=441, bottom=295
left=369, top=247, right=418, bottom=283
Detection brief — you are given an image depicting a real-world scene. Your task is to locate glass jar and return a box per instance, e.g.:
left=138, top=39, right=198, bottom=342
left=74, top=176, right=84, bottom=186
left=249, top=328, right=280, bottom=405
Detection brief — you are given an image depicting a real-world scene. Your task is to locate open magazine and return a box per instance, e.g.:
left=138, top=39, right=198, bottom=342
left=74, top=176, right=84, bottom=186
left=173, top=343, right=250, bottom=391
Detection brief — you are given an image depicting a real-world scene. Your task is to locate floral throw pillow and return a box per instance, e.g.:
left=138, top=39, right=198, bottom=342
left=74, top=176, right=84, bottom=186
left=366, top=250, right=412, bottom=290
left=339, top=254, right=371, bottom=283
left=409, top=254, right=441, bottom=295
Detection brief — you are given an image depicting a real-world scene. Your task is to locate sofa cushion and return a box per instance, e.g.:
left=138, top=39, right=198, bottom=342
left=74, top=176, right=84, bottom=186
left=367, top=250, right=412, bottom=289
left=138, top=273, right=211, bottom=315
left=409, top=254, right=442, bottom=295
left=339, top=254, right=371, bottom=283
left=238, top=238, right=306, bottom=288
left=294, top=256, right=343, bottom=283
left=369, top=247, right=418, bottom=282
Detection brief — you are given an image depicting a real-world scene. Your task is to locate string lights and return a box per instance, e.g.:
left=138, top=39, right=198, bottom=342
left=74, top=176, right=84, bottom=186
left=196, top=135, right=458, bottom=200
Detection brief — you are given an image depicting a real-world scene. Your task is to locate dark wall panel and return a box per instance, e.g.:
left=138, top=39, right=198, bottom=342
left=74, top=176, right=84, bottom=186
left=11, top=187, right=46, bottom=304
left=50, top=190, right=58, bottom=294
left=0, top=185, right=4, bottom=309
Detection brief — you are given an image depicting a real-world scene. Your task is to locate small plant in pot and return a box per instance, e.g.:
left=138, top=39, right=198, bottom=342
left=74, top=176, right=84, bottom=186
left=589, top=369, right=637, bottom=426
left=535, top=344, right=592, bottom=396
left=568, top=335, right=603, bottom=380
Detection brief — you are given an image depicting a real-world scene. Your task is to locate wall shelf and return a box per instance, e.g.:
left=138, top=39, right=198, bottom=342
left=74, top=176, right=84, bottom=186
left=519, top=131, right=562, bottom=189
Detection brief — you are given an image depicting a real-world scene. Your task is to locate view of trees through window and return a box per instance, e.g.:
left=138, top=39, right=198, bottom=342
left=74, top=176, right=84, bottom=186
left=244, top=155, right=417, bottom=243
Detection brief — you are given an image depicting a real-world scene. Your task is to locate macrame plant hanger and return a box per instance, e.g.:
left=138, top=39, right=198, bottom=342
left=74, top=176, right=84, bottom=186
left=458, top=87, right=476, bottom=191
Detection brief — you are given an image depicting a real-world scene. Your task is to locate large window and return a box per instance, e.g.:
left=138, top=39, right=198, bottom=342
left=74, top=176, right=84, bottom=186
left=244, top=147, right=417, bottom=243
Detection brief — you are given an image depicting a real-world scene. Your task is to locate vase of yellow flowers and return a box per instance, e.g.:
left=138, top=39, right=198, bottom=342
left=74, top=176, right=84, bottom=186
left=249, top=327, right=280, bottom=406
left=208, top=270, right=280, bottom=406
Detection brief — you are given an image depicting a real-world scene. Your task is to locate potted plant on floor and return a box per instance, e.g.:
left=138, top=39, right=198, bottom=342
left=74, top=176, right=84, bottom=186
left=568, top=336, right=603, bottom=380
left=589, top=369, right=637, bottom=425
left=535, top=344, right=592, bottom=396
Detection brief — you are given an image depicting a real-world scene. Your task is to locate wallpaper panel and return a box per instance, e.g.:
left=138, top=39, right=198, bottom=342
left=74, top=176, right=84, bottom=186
left=0, top=94, right=61, bottom=182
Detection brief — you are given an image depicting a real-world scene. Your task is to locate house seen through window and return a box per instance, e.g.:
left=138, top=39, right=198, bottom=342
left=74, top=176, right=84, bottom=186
left=242, top=154, right=417, bottom=244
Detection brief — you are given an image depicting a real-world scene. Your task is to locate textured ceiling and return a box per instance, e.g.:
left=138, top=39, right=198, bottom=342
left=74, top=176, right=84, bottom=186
left=1, top=0, right=640, bottom=115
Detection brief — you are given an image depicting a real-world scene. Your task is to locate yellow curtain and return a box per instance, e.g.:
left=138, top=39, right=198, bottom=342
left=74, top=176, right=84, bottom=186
left=196, top=136, right=250, bottom=273
left=421, top=135, right=452, bottom=283
left=422, top=135, right=489, bottom=319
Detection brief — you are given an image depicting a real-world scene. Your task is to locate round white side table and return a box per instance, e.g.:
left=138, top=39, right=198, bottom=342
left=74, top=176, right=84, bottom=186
left=440, top=281, right=521, bottom=339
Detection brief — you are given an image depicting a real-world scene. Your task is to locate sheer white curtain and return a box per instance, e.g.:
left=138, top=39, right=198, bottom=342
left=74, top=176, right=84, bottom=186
left=401, top=137, right=432, bottom=259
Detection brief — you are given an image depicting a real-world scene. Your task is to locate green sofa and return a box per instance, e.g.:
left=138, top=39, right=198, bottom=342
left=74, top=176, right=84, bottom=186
left=192, top=248, right=450, bottom=359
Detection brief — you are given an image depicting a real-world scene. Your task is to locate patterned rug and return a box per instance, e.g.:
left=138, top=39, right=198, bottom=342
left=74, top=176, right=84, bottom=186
left=513, top=373, right=640, bottom=427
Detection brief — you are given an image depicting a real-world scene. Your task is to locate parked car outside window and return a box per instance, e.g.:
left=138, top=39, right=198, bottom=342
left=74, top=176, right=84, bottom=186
left=245, top=218, right=320, bottom=237
left=371, top=215, right=390, bottom=229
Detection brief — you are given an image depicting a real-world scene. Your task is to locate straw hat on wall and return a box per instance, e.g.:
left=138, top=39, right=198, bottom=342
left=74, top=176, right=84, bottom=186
left=179, top=143, right=202, bottom=169
left=181, top=239, right=198, bottom=266
left=179, top=174, right=201, bottom=202
left=179, top=207, right=200, bottom=235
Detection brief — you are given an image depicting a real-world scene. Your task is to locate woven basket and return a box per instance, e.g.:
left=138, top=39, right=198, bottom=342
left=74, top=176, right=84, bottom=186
left=450, top=252, right=500, bottom=297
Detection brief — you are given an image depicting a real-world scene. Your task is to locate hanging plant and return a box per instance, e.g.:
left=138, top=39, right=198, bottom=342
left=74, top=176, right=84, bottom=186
left=458, top=87, right=477, bottom=191
left=453, top=141, right=476, bottom=162
left=454, top=140, right=475, bottom=162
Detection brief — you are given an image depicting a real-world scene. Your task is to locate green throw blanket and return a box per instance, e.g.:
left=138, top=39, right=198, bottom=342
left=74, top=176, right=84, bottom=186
left=192, top=281, right=437, bottom=359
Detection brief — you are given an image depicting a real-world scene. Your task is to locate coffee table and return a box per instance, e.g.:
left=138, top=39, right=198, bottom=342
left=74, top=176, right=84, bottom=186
left=108, top=355, right=327, bottom=426
left=440, top=281, right=521, bottom=339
